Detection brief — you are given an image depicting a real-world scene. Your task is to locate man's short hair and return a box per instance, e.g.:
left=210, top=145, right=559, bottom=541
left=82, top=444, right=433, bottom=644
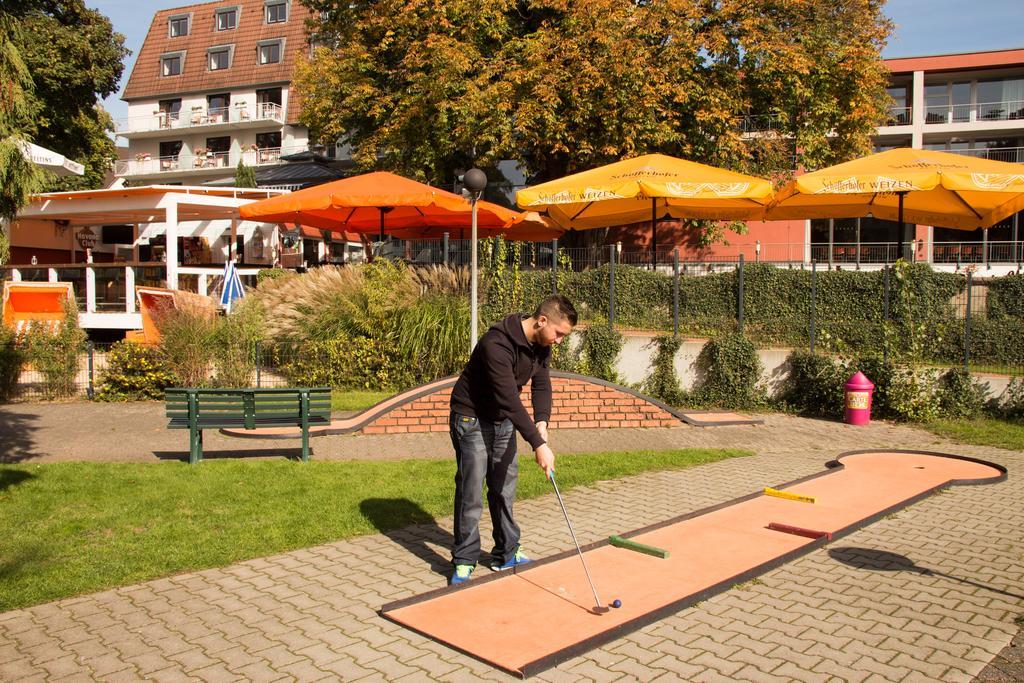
left=534, top=295, right=578, bottom=326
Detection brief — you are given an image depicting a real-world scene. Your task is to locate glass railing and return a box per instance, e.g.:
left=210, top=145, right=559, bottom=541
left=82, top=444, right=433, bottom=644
left=53, top=268, right=86, bottom=309
left=924, top=99, right=1024, bottom=125
left=885, top=106, right=911, bottom=126
left=948, top=147, right=1024, bottom=164
left=977, top=99, right=1024, bottom=122
left=92, top=267, right=128, bottom=311
left=924, top=103, right=972, bottom=124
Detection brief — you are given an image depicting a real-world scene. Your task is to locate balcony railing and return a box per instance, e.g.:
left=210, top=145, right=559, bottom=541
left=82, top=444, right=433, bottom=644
left=114, top=102, right=286, bottom=135
left=947, top=146, right=1024, bottom=164
left=115, top=145, right=309, bottom=176
left=885, top=106, right=912, bottom=126
left=925, top=99, right=1024, bottom=125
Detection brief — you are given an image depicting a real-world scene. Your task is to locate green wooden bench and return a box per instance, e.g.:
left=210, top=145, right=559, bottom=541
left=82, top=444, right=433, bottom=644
left=165, top=387, right=332, bottom=464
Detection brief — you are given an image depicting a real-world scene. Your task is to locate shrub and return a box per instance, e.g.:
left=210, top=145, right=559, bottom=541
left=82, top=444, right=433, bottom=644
left=256, top=268, right=296, bottom=285
left=778, top=350, right=844, bottom=418
left=0, top=322, right=24, bottom=401
left=394, top=293, right=470, bottom=382
left=550, top=331, right=584, bottom=374
left=576, top=320, right=623, bottom=383
left=640, top=335, right=686, bottom=406
left=935, top=367, right=989, bottom=419
left=992, top=377, right=1024, bottom=421
left=212, top=298, right=264, bottom=387
left=21, top=301, right=87, bottom=399
left=987, top=273, right=1024, bottom=320
left=156, top=307, right=217, bottom=386
left=96, top=341, right=175, bottom=401
left=692, top=333, right=765, bottom=409
left=279, top=335, right=412, bottom=390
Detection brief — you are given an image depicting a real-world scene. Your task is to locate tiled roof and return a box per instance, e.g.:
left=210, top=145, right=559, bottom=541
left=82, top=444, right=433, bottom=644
left=122, top=0, right=311, bottom=124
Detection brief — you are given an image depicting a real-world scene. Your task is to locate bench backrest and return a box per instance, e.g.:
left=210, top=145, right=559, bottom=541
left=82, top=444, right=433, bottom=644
left=166, top=388, right=332, bottom=428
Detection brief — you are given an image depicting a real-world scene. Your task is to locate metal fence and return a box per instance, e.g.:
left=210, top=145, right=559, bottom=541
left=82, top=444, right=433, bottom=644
left=2, top=260, right=1021, bottom=402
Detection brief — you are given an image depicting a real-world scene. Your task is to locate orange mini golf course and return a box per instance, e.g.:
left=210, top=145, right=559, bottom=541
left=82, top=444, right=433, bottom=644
left=380, top=450, right=1006, bottom=678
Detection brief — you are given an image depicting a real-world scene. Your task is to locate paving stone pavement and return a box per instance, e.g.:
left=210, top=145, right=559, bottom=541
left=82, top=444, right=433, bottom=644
left=1, top=412, right=1022, bottom=681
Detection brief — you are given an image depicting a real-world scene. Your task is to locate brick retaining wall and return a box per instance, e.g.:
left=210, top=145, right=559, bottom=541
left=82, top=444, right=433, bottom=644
left=360, top=376, right=680, bottom=434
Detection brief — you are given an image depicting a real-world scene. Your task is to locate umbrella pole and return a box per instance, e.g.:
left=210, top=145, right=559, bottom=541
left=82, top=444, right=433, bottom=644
left=651, top=198, right=657, bottom=270
left=897, top=192, right=905, bottom=262
left=379, top=208, right=385, bottom=244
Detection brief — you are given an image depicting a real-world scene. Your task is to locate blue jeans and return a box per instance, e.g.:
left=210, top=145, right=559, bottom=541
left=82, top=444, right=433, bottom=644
left=450, top=412, right=520, bottom=567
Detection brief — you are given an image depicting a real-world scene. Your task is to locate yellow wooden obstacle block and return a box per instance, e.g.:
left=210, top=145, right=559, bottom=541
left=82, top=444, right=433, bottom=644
left=763, top=487, right=816, bottom=504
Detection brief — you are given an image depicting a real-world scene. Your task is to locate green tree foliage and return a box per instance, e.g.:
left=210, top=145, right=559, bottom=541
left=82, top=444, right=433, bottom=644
left=296, top=0, right=891, bottom=187
left=235, top=159, right=257, bottom=188
left=0, top=14, right=47, bottom=232
left=3, top=1, right=129, bottom=192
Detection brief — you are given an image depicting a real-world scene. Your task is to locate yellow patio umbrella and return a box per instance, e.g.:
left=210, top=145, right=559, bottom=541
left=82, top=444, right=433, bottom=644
left=516, top=153, right=774, bottom=266
left=766, top=147, right=1024, bottom=255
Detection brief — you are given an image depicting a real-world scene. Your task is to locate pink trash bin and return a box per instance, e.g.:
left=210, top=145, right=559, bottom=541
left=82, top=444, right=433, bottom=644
left=844, top=371, right=874, bottom=426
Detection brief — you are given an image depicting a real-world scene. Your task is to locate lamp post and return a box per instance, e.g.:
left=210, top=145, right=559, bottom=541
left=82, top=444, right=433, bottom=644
left=463, top=167, right=487, bottom=352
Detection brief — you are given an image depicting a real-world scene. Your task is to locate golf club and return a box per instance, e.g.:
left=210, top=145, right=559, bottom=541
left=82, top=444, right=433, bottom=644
left=549, top=470, right=609, bottom=614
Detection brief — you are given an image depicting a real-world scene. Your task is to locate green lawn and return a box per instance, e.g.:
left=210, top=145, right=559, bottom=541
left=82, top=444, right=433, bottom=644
left=923, top=416, right=1024, bottom=452
left=0, top=447, right=748, bottom=611
left=331, top=389, right=392, bottom=412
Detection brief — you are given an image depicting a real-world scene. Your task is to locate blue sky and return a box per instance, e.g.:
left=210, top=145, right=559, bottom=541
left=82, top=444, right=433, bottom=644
left=89, top=0, right=1024, bottom=140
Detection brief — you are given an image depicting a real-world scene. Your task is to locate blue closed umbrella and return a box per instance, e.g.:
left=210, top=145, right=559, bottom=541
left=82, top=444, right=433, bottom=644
left=219, top=260, right=245, bottom=313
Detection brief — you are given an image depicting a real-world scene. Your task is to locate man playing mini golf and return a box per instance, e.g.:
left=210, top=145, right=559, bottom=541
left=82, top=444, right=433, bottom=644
left=448, top=294, right=578, bottom=585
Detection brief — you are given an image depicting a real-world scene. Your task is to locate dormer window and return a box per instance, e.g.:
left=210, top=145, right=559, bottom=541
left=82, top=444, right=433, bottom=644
left=208, top=45, right=233, bottom=71
left=168, top=14, right=190, bottom=37
left=257, top=39, right=283, bottom=65
left=215, top=7, right=238, bottom=31
left=265, top=1, right=287, bottom=24
left=161, top=51, right=185, bottom=77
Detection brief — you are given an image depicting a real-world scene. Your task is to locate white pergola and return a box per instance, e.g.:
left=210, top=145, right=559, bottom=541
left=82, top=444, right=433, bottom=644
left=15, top=185, right=287, bottom=289
left=8, top=186, right=287, bottom=328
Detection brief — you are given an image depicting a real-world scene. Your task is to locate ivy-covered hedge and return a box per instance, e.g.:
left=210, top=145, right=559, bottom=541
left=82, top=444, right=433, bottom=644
left=987, top=273, right=1024, bottom=320
left=503, top=262, right=1024, bottom=367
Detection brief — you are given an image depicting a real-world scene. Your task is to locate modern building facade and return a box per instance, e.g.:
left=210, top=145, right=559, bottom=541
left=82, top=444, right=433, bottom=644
left=604, top=48, right=1024, bottom=271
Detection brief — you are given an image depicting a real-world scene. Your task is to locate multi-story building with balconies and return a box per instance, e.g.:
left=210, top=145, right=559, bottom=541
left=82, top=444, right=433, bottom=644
left=660, top=47, right=1024, bottom=271
left=115, top=0, right=315, bottom=186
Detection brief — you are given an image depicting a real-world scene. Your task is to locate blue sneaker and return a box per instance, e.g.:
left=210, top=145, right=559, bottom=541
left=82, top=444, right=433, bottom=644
left=490, top=549, right=531, bottom=571
left=449, top=564, right=474, bottom=585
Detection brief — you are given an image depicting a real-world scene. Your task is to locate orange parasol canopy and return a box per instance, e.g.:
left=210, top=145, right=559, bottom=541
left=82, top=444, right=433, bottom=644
left=385, top=211, right=563, bottom=242
left=238, top=171, right=521, bottom=235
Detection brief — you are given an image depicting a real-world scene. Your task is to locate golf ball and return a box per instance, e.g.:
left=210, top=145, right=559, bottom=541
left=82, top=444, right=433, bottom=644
left=612, top=599, right=622, bottom=608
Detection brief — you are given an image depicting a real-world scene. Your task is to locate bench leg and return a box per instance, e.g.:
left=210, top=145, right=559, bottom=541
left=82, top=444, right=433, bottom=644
left=301, top=425, right=310, bottom=463
left=189, top=428, right=204, bottom=465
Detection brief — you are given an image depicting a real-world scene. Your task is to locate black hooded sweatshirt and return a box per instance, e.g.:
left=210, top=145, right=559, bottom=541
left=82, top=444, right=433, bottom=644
left=449, top=313, right=552, bottom=449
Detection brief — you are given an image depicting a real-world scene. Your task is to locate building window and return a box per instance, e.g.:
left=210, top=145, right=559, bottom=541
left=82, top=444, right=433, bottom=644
left=208, top=46, right=232, bottom=71
left=256, top=132, right=281, bottom=149
left=215, top=7, right=238, bottom=30
left=258, top=39, right=282, bottom=65
left=206, top=136, right=231, bottom=154
left=161, top=53, right=184, bottom=77
left=206, top=93, right=231, bottom=122
left=265, top=1, right=287, bottom=24
left=168, top=14, right=190, bottom=37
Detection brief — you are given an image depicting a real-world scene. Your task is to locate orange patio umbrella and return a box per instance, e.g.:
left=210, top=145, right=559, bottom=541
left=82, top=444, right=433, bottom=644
left=238, top=171, right=520, bottom=240
left=385, top=211, right=563, bottom=242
